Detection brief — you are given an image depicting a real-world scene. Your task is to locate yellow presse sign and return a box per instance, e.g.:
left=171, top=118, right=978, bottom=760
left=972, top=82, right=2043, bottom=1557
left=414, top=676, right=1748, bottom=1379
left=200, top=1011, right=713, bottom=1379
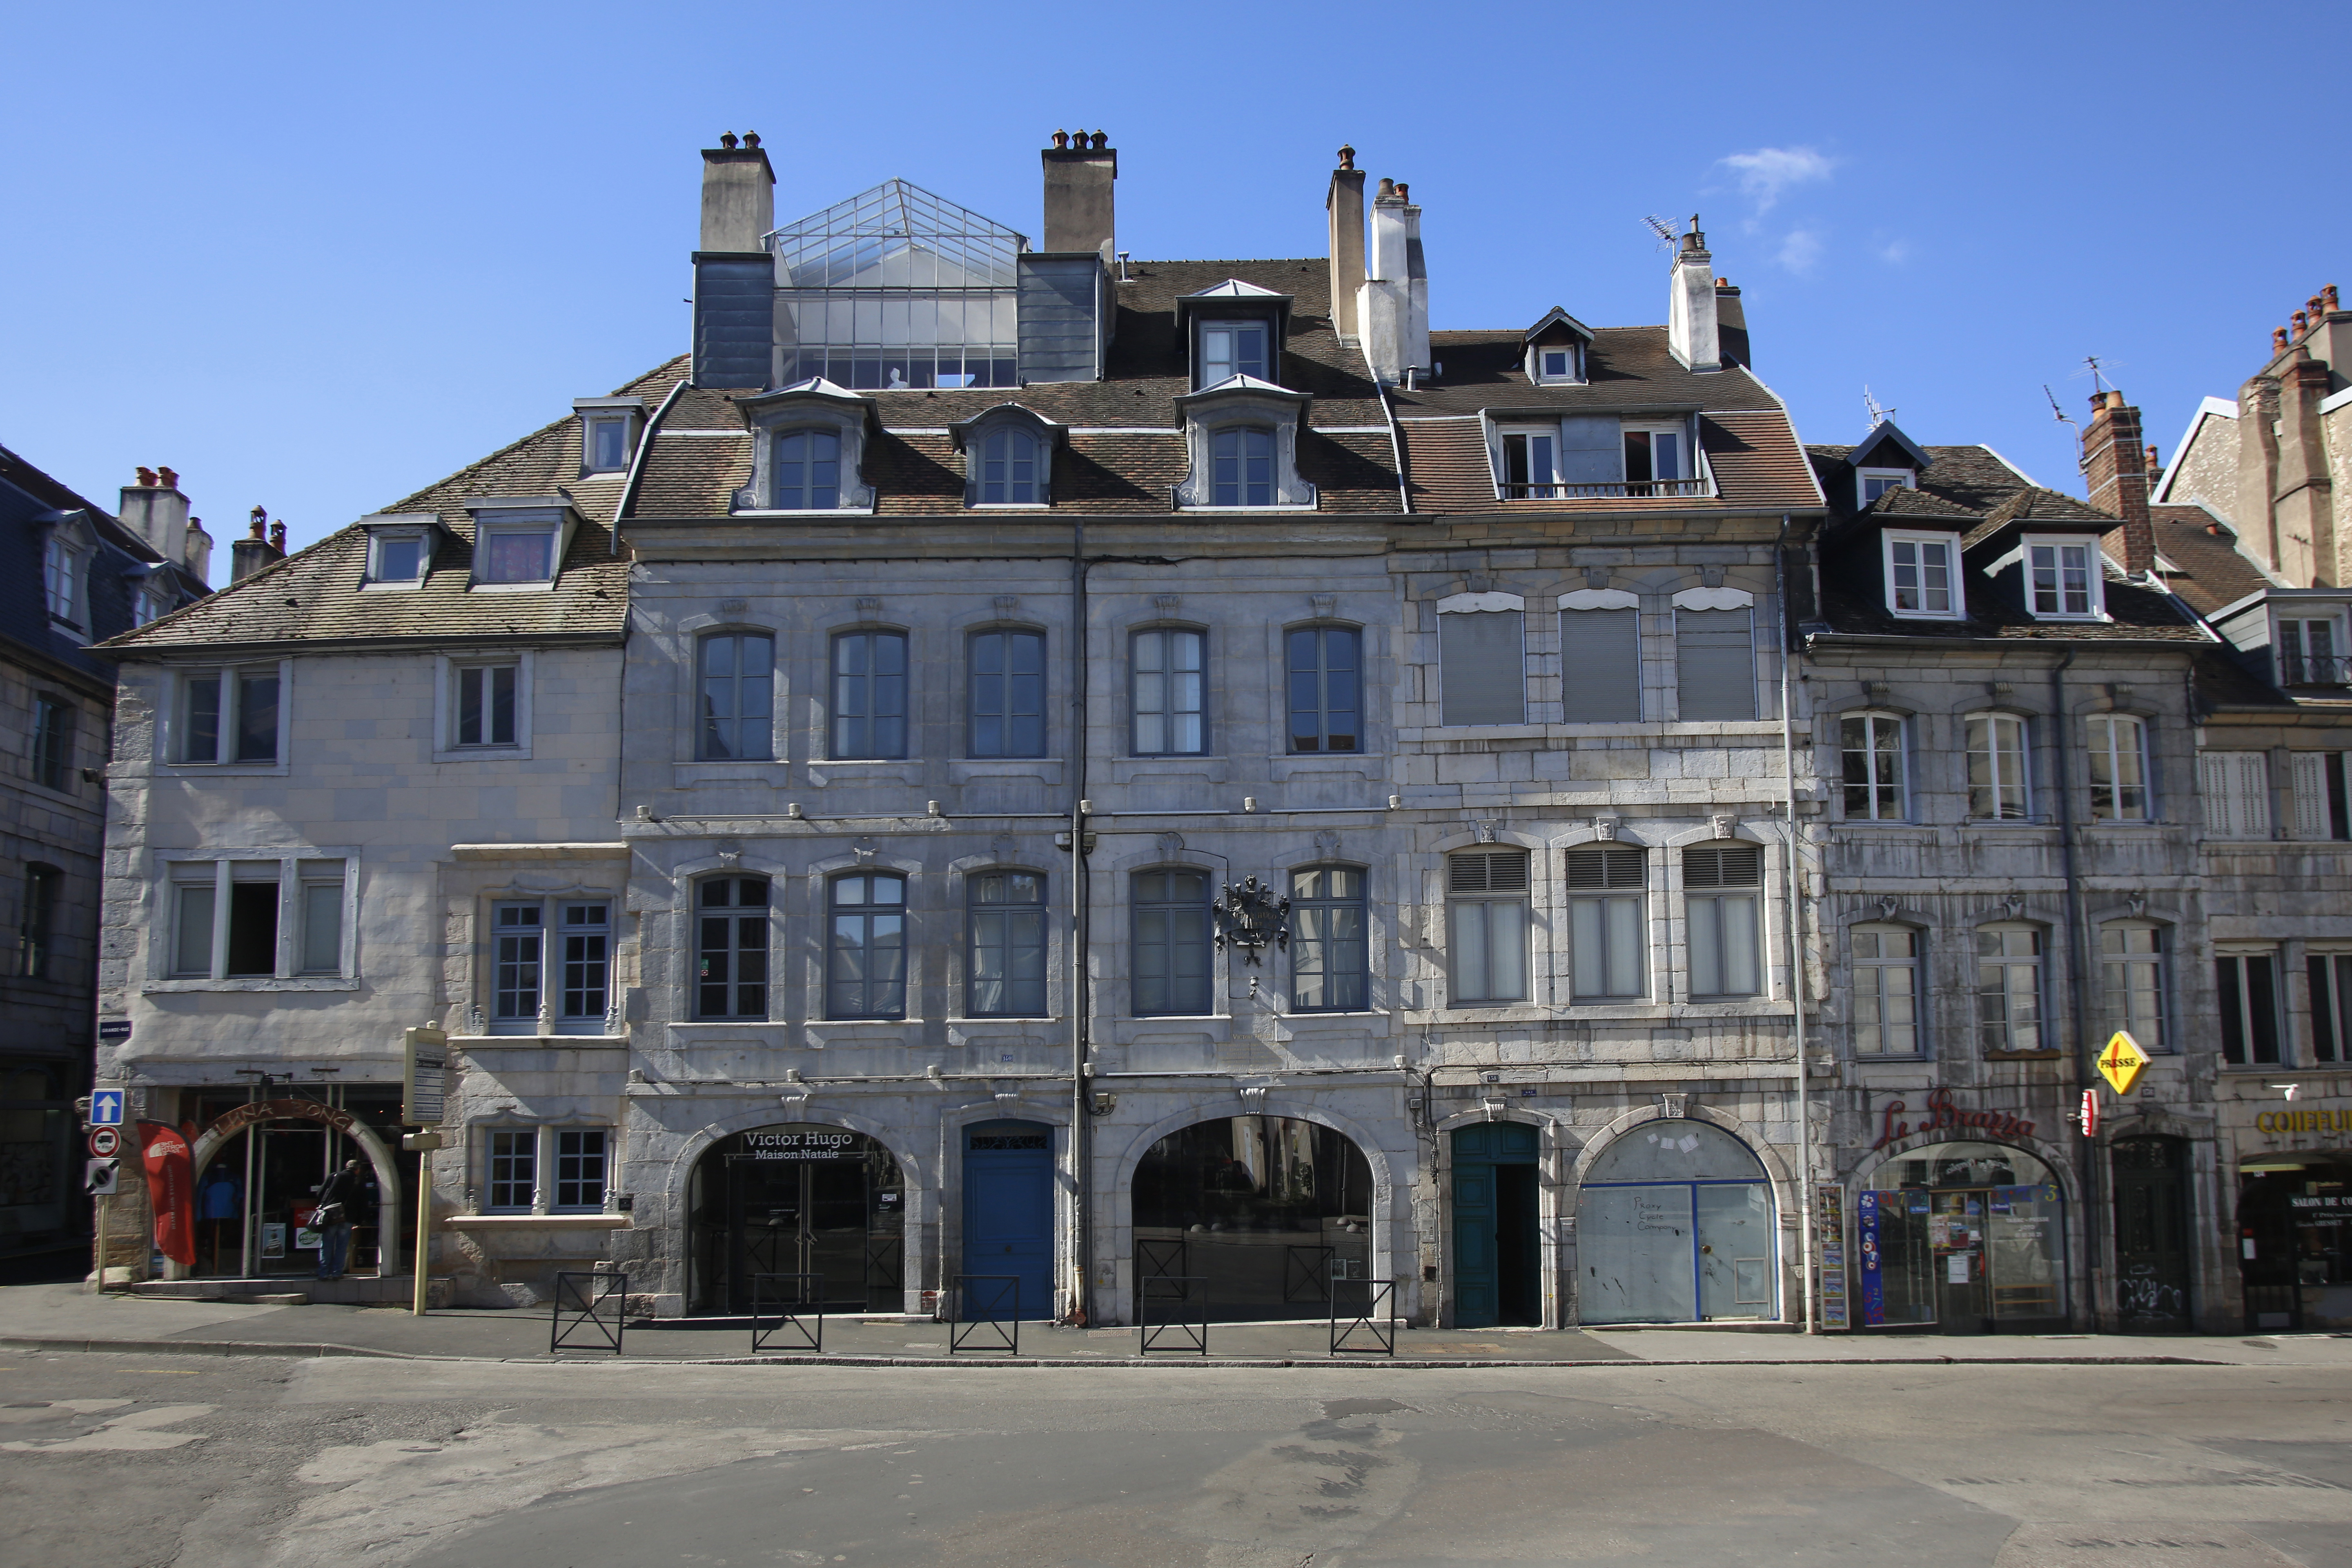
left=2097, top=1031, right=2151, bottom=1094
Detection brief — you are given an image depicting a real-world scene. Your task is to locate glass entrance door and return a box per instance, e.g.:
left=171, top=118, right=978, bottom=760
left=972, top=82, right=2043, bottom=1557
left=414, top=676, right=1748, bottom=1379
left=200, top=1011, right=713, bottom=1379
left=691, top=1125, right=905, bottom=1315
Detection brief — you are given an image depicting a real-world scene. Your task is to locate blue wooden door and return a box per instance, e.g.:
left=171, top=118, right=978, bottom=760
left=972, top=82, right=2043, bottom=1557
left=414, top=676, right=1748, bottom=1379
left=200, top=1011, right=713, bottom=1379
left=1453, top=1122, right=1539, bottom=1329
left=962, top=1122, right=1054, bottom=1320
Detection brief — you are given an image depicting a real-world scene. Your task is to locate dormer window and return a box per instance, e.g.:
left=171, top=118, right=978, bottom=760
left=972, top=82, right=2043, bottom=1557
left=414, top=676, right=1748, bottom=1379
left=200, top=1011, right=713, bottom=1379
left=463, top=500, right=574, bottom=590
left=1535, top=347, right=1579, bottom=383
left=2279, top=612, right=2349, bottom=686
left=2027, top=538, right=2102, bottom=619
left=42, top=534, right=82, bottom=626
left=1883, top=530, right=1964, bottom=619
left=573, top=396, right=645, bottom=477
left=1499, top=428, right=1560, bottom=499
left=1198, top=320, right=1269, bottom=386
left=976, top=428, right=1042, bottom=504
left=368, top=532, right=428, bottom=588
left=587, top=417, right=631, bottom=473
left=1622, top=425, right=1688, bottom=494
left=1519, top=308, right=1594, bottom=387
left=1212, top=428, right=1274, bottom=507
left=1859, top=469, right=1915, bottom=505
left=774, top=430, right=842, bottom=510
left=1174, top=381, right=1316, bottom=511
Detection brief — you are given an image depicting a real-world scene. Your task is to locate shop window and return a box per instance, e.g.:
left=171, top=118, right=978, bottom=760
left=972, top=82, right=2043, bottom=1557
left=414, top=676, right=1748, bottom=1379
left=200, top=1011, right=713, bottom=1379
left=968, top=629, right=1045, bottom=759
left=1675, top=609, right=1755, bottom=721
left=1559, top=607, right=1640, bottom=722
left=2087, top=715, right=2151, bottom=822
left=1131, top=628, right=1205, bottom=755
left=2308, top=953, right=2352, bottom=1064
left=688, top=1124, right=907, bottom=1315
left=1684, top=844, right=1763, bottom=1000
left=830, top=630, right=909, bottom=760
left=1132, top=868, right=1212, bottom=1017
left=1448, top=851, right=1529, bottom=1006
left=827, top=872, right=907, bottom=1020
left=1566, top=846, right=1645, bottom=1001
left=1290, top=864, right=1368, bottom=1013
left=698, top=632, right=775, bottom=762
left=967, top=871, right=1045, bottom=1018
left=1976, top=924, right=2045, bottom=1053
left=697, top=876, right=771, bottom=1020
left=1840, top=712, right=1908, bottom=821
left=30, top=697, right=73, bottom=793
left=1852, top=924, right=1921, bottom=1056
left=1439, top=603, right=1525, bottom=726
left=1965, top=713, right=2031, bottom=820
left=2218, top=952, right=2281, bottom=1065
left=1285, top=625, right=1359, bottom=754
left=1578, top=1120, right=1773, bottom=1324
left=1855, top=1142, right=2066, bottom=1329
left=17, top=863, right=59, bottom=980
left=1131, top=1116, right=1374, bottom=1321
left=2199, top=750, right=2270, bottom=839
left=2100, top=922, right=2167, bottom=1051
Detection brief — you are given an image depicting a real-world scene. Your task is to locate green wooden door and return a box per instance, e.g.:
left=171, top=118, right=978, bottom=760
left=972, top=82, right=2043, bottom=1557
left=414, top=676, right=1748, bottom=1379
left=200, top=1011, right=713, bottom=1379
left=1453, top=1123, right=1539, bottom=1329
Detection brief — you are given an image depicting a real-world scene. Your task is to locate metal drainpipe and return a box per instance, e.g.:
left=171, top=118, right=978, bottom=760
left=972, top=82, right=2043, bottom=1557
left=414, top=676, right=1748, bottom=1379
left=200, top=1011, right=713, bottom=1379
left=1776, top=517, right=1816, bottom=1333
left=1069, top=519, right=1092, bottom=1325
left=2050, top=648, right=2100, bottom=1329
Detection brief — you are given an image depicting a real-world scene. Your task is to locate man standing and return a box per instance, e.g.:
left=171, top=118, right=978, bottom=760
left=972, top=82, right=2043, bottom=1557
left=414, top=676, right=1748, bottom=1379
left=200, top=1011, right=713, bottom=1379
left=312, top=1158, right=364, bottom=1281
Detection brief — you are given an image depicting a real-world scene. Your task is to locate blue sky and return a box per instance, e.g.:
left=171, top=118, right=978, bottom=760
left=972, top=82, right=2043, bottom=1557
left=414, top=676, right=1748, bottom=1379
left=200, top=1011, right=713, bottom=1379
left=2, top=1, right=2339, bottom=557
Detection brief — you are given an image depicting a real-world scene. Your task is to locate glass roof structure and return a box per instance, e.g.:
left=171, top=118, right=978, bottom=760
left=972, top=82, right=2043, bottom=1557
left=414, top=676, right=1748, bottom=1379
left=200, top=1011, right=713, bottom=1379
left=770, top=179, right=1027, bottom=290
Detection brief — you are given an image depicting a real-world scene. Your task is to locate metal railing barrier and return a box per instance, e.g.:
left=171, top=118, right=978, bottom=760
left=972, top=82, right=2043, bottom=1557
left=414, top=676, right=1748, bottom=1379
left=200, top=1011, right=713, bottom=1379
left=751, top=1272, right=824, bottom=1354
left=1137, top=1272, right=1209, bottom=1355
left=550, top=1270, right=629, bottom=1355
left=949, top=1274, right=1020, bottom=1354
left=1328, top=1277, right=1398, bottom=1356
left=1283, top=1244, right=1336, bottom=1304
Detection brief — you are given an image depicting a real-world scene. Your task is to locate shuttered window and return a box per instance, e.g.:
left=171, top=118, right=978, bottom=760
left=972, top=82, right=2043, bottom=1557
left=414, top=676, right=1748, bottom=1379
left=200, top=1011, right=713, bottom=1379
left=1439, top=609, right=1525, bottom=726
left=1683, top=844, right=1762, bottom=999
left=2291, top=752, right=2350, bottom=840
left=1448, top=851, right=1528, bottom=1004
left=1560, top=608, right=1640, bottom=722
left=2218, top=953, right=2282, bottom=1065
left=2198, top=751, right=2270, bottom=839
left=1566, top=847, right=1644, bottom=1000
left=1675, top=609, right=1755, bottom=721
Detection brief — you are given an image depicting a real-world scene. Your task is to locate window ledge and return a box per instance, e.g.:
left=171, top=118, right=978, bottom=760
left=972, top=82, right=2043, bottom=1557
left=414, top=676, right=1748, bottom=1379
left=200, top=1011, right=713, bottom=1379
left=468, top=581, right=560, bottom=594
left=446, top=1034, right=626, bottom=1048
left=359, top=580, right=427, bottom=593
left=432, top=745, right=533, bottom=765
left=444, top=1214, right=631, bottom=1229
left=156, top=763, right=291, bottom=779
left=729, top=508, right=879, bottom=519
left=1982, top=1050, right=2065, bottom=1062
left=144, top=976, right=358, bottom=993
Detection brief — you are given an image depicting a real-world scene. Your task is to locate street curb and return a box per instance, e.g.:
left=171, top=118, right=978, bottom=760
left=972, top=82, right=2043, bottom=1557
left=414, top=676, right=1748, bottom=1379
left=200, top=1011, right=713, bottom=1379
left=0, top=1333, right=2224, bottom=1370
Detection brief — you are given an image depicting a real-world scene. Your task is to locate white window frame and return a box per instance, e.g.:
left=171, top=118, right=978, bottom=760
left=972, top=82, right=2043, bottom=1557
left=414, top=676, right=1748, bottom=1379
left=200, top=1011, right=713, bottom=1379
left=2086, top=714, right=2153, bottom=823
left=2290, top=751, right=2347, bottom=840
left=1622, top=421, right=1693, bottom=492
left=470, top=518, right=566, bottom=592
left=2100, top=919, right=2169, bottom=1053
left=2274, top=610, right=2349, bottom=686
left=1975, top=923, right=2047, bottom=1054
left=1533, top=345, right=1581, bottom=384
left=1881, top=530, right=1965, bottom=619
left=583, top=416, right=634, bottom=476
left=1964, top=712, right=2033, bottom=821
left=1497, top=425, right=1563, bottom=499
left=1857, top=468, right=1915, bottom=507
left=42, top=530, right=88, bottom=630
left=1839, top=710, right=1909, bottom=822
left=2025, top=536, right=2106, bottom=620
left=1196, top=318, right=1272, bottom=387
left=363, top=528, right=433, bottom=590
left=1851, top=922, right=1923, bottom=1056
left=2217, top=947, right=2285, bottom=1067
left=1448, top=851, right=1531, bottom=1007
left=479, top=1123, right=613, bottom=1215
left=149, top=850, right=357, bottom=991
left=432, top=651, right=535, bottom=762
left=162, top=661, right=294, bottom=774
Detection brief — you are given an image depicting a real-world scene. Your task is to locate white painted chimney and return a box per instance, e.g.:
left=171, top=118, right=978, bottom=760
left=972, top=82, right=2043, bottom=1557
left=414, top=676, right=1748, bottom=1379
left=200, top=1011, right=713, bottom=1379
left=1401, top=185, right=1430, bottom=380
left=118, top=466, right=189, bottom=558
left=183, top=516, right=212, bottom=586
left=1668, top=216, right=1720, bottom=372
left=1357, top=179, right=1410, bottom=385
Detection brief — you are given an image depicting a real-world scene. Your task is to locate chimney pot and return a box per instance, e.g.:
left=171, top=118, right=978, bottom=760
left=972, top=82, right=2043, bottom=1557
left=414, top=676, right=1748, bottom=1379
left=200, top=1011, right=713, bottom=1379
left=1376, top=176, right=1396, bottom=199
left=268, top=521, right=287, bottom=552
left=1040, top=132, right=1116, bottom=255
left=1091, top=130, right=1107, bottom=151
left=156, top=465, right=177, bottom=490
left=2294, top=310, right=2311, bottom=336
left=719, top=131, right=737, bottom=149
left=1051, top=129, right=1068, bottom=149
left=743, top=131, right=760, bottom=149
left=2145, top=444, right=2160, bottom=470
left=136, top=466, right=158, bottom=488
left=2325, top=283, right=2340, bottom=312
left=1336, top=144, right=1355, bottom=171
left=1394, top=181, right=1409, bottom=201
left=2275, top=326, right=2292, bottom=353
left=249, top=506, right=268, bottom=539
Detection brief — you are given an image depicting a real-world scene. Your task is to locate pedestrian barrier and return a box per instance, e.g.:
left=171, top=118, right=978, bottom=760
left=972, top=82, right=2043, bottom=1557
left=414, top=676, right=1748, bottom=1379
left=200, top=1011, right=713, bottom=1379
left=949, top=1274, right=1020, bottom=1354
left=550, top=1270, right=628, bottom=1355
left=1137, top=1272, right=1209, bottom=1355
left=751, top=1272, right=824, bottom=1354
left=1328, top=1278, right=1397, bottom=1356
left=1283, top=1244, right=1335, bottom=1304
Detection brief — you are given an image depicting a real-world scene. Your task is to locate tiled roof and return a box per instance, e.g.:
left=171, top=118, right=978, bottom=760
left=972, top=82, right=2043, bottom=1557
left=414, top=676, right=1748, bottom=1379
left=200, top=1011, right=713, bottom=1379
left=2149, top=503, right=2276, bottom=615
left=1815, top=575, right=2209, bottom=644
left=1396, top=407, right=1820, bottom=514
left=1392, top=327, right=1787, bottom=416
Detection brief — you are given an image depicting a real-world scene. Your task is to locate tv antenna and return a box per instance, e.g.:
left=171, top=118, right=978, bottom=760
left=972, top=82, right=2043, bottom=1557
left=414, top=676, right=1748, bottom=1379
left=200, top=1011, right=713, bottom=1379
left=2044, top=385, right=2089, bottom=476
left=1643, top=214, right=1679, bottom=252
left=1863, top=386, right=1896, bottom=428
left=2069, top=354, right=2116, bottom=394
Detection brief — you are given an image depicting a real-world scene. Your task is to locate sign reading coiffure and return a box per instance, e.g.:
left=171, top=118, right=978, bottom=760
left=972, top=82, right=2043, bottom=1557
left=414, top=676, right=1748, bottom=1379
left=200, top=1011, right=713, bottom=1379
left=1871, top=1088, right=2038, bottom=1152
left=2255, top=1107, right=2352, bottom=1136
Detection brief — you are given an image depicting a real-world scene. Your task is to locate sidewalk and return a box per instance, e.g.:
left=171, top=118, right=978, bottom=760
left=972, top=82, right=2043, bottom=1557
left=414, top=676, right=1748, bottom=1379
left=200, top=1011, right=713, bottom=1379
left=2, top=1283, right=2342, bottom=1368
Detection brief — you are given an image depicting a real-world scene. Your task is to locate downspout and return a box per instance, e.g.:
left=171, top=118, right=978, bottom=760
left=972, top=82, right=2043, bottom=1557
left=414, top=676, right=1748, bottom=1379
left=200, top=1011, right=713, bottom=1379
left=1068, top=518, right=1092, bottom=1324
left=2050, top=648, right=2100, bottom=1329
left=1777, top=516, right=1815, bottom=1333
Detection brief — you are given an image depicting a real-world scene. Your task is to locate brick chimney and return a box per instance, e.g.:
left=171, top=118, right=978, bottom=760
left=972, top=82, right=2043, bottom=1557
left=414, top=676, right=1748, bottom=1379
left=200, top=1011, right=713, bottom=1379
left=1325, top=146, right=1365, bottom=344
left=692, top=132, right=777, bottom=390
left=230, top=506, right=284, bottom=584
left=118, top=465, right=191, bottom=560
left=1041, top=129, right=1116, bottom=258
left=2082, top=390, right=2156, bottom=577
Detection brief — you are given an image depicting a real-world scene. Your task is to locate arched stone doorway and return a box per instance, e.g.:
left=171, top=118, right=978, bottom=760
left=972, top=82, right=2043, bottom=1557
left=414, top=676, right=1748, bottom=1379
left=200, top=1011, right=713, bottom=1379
left=688, top=1123, right=906, bottom=1314
left=1854, top=1140, right=2068, bottom=1334
left=187, top=1099, right=404, bottom=1280
left=1577, top=1120, right=1775, bottom=1325
left=1131, top=1114, right=1374, bottom=1321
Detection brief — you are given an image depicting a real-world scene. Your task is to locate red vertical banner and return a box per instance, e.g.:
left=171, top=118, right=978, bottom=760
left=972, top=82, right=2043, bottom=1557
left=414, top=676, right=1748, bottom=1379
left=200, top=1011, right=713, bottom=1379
left=139, top=1122, right=196, bottom=1267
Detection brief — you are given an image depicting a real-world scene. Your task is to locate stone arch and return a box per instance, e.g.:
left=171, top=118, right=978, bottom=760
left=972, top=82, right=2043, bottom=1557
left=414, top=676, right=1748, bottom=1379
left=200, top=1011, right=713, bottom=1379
left=1570, top=1101, right=1795, bottom=1327
left=188, top=1100, right=404, bottom=1280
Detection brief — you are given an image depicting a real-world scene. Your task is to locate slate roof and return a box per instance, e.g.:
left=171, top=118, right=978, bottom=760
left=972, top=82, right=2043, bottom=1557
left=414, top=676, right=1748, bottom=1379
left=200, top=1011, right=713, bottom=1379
left=2149, top=503, right=2276, bottom=615
left=1, top=445, right=207, bottom=686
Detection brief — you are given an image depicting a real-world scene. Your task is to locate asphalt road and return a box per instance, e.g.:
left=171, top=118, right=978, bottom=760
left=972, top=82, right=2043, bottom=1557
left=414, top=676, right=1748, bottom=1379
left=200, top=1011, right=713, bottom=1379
left=4, top=1350, right=2350, bottom=1568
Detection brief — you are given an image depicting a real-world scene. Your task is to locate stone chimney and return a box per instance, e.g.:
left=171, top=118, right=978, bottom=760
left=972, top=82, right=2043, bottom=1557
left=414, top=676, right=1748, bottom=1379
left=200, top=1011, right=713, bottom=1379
left=230, top=506, right=284, bottom=584
left=1325, top=147, right=1365, bottom=344
left=1714, top=279, right=1750, bottom=369
left=183, top=515, right=212, bottom=586
left=118, top=466, right=190, bottom=560
left=693, top=132, right=778, bottom=390
left=1401, top=184, right=1430, bottom=380
left=1667, top=217, right=1720, bottom=372
left=1358, top=178, right=1410, bottom=385
left=1041, top=129, right=1116, bottom=258
left=2081, top=390, right=2157, bottom=577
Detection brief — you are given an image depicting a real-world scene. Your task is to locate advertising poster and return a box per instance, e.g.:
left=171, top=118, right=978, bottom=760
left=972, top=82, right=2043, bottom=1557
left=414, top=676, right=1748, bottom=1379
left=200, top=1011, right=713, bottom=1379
left=1816, top=1189, right=1849, bottom=1330
left=1858, top=1189, right=1885, bottom=1327
left=137, top=1120, right=196, bottom=1267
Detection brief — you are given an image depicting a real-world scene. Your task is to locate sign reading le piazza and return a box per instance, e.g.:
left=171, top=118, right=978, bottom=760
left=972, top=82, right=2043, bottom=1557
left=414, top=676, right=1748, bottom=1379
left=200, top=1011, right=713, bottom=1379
left=1871, top=1088, right=2037, bottom=1152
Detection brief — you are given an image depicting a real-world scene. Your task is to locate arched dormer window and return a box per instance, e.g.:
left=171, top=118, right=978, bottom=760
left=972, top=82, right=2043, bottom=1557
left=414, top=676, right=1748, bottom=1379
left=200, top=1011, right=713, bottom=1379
left=1212, top=428, right=1273, bottom=506
left=774, top=429, right=840, bottom=510
left=1173, top=381, right=1316, bottom=511
left=950, top=406, right=1062, bottom=508
left=731, top=379, right=877, bottom=514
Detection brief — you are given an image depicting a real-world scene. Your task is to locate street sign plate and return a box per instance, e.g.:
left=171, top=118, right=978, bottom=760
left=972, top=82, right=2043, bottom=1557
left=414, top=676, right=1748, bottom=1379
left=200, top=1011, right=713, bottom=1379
left=2097, top=1031, right=2151, bottom=1094
left=85, top=1158, right=118, bottom=1196
left=97, top=1020, right=132, bottom=1043
left=88, top=1089, right=125, bottom=1127
left=2080, top=1088, right=2099, bottom=1139
left=88, top=1127, right=119, bottom=1158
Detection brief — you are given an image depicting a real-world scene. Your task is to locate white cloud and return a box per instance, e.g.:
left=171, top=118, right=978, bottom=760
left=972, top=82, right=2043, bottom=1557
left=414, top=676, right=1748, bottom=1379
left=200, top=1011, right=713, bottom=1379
left=1776, top=229, right=1825, bottom=274
left=1877, top=238, right=1912, bottom=265
left=1717, top=146, right=1835, bottom=213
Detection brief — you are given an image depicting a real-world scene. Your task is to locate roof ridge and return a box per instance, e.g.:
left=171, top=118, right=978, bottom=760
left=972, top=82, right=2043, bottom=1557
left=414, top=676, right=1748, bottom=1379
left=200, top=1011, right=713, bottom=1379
left=379, top=355, right=690, bottom=518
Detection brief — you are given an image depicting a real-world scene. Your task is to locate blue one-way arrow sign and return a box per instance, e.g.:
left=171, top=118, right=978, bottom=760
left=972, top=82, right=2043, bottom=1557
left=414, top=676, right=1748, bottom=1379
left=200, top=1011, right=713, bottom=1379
left=89, top=1090, right=125, bottom=1127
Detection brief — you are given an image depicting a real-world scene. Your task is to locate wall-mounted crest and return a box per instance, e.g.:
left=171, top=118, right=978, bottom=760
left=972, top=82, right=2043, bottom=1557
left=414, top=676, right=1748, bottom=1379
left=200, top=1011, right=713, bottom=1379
left=1213, top=876, right=1291, bottom=965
